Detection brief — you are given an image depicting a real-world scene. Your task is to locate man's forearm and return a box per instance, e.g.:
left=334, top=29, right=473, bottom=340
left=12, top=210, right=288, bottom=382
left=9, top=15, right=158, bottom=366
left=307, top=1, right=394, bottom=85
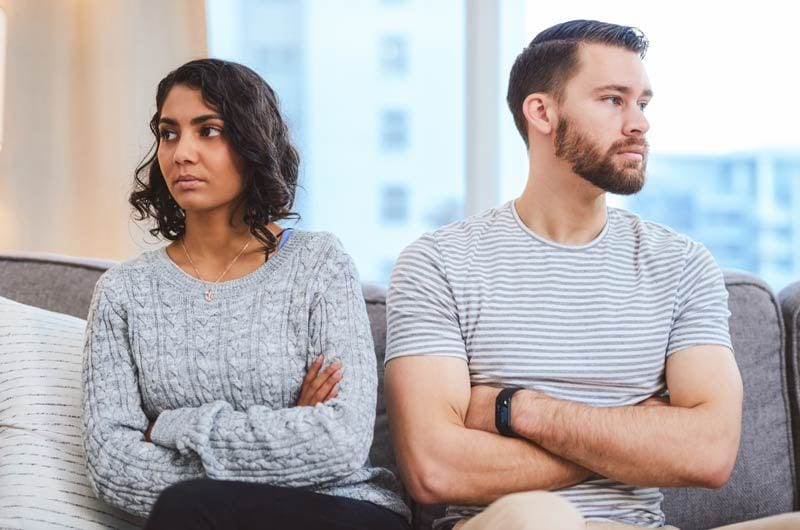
left=512, top=390, right=738, bottom=488
left=400, top=421, right=593, bottom=505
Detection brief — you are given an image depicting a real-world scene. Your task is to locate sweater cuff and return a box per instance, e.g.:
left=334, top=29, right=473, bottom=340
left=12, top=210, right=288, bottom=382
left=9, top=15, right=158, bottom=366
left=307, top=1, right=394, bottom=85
left=150, top=408, right=197, bottom=449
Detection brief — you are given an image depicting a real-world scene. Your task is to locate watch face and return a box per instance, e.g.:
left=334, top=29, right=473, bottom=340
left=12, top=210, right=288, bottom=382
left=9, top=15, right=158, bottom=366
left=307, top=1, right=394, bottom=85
left=500, top=408, right=510, bottom=424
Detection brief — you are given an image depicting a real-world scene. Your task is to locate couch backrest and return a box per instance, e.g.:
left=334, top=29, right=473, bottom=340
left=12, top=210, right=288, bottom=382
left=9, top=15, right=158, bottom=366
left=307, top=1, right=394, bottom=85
left=0, top=252, right=114, bottom=319
left=1, top=253, right=798, bottom=530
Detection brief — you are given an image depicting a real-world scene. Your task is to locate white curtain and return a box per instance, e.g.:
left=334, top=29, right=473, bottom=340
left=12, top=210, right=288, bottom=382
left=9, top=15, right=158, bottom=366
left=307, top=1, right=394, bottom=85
left=0, top=0, right=207, bottom=259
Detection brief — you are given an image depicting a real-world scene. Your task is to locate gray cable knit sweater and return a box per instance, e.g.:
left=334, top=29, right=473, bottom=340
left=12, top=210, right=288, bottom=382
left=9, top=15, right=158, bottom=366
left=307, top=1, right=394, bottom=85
left=81, top=230, right=410, bottom=521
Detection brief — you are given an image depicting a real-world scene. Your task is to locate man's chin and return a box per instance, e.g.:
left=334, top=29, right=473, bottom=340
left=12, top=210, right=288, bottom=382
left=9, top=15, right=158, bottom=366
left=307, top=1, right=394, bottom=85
left=607, top=175, right=645, bottom=195
left=608, top=162, right=646, bottom=195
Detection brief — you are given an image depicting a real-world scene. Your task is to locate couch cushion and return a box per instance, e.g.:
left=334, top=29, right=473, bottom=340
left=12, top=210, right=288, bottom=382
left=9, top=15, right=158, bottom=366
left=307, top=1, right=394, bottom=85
left=662, top=271, right=797, bottom=529
left=0, top=296, right=143, bottom=529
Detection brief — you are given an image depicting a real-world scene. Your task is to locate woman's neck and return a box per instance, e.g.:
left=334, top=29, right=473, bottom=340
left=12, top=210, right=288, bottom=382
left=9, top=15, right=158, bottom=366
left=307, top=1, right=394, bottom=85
left=167, top=207, right=284, bottom=282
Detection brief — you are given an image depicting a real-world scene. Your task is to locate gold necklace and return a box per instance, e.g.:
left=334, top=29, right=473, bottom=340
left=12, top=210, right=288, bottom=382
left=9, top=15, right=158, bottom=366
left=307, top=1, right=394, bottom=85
left=180, top=236, right=253, bottom=302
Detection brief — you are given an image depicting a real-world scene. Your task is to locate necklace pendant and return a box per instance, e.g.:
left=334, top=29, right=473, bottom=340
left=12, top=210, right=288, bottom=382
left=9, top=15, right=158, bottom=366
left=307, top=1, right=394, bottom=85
left=204, top=288, right=214, bottom=302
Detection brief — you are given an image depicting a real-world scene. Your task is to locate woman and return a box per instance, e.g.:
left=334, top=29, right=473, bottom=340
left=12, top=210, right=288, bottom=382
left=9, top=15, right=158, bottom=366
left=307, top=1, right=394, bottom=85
left=81, top=59, right=410, bottom=530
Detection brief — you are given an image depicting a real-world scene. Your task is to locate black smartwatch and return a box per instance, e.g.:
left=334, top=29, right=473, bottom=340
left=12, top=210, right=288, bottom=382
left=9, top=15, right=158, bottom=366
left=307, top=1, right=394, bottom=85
left=495, top=387, right=524, bottom=437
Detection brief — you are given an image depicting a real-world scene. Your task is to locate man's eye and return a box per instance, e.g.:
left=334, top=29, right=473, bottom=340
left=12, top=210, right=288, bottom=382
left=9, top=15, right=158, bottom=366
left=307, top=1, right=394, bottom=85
left=200, top=126, right=222, bottom=138
left=638, top=101, right=649, bottom=111
left=159, top=130, right=177, bottom=141
left=605, top=96, right=623, bottom=106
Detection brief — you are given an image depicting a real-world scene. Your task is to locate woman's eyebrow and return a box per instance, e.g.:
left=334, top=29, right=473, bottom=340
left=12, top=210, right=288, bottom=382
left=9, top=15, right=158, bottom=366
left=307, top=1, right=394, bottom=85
left=158, top=114, right=224, bottom=126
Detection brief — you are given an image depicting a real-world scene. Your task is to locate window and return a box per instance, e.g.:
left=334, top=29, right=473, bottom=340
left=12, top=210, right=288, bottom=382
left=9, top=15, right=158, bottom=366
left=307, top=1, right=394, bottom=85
left=381, top=185, right=409, bottom=223
left=497, top=1, right=800, bottom=291
left=379, top=35, right=409, bottom=75
left=207, top=0, right=465, bottom=283
left=207, top=1, right=800, bottom=290
left=380, top=110, right=409, bottom=151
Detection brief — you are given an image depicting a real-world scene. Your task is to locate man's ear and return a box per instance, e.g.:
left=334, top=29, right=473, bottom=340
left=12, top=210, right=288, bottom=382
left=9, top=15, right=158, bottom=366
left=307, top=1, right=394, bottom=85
left=522, top=92, right=556, bottom=138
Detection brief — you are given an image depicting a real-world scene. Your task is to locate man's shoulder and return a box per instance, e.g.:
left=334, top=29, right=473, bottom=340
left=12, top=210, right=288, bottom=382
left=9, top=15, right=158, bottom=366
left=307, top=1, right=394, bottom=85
left=611, top=208, right=719, bottom=277
left=611, top=207, right=698, bottom=251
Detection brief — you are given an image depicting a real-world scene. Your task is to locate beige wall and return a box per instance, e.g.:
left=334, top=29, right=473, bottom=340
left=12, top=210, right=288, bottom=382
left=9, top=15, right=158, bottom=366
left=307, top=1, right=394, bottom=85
left=0, top=0, right=207, bottom=260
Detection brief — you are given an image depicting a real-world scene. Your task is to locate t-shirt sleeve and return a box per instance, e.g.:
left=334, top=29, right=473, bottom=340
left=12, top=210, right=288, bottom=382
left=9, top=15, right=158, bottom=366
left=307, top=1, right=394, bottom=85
left=385, top=233, right=468, bottom=364
left=667, top=241, right=733, bottom=356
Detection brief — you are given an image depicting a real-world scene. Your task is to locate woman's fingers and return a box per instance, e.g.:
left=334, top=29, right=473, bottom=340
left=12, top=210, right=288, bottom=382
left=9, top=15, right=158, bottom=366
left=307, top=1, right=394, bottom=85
left=297, top=356, right=324, bottom=406
left=302, top=355, right=324, bottom=386
left=312, top=365, right=343, bottom=403
left=298, top=358, right=343, bottom=406
left=324, top=382, right=340, bottom=401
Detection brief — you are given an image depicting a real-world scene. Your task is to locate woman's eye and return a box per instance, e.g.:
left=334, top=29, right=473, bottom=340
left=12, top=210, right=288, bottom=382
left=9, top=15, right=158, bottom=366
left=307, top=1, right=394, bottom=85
left=200, top=126, right=222, bottom=138
left=159, top=129, right=177, bottom=141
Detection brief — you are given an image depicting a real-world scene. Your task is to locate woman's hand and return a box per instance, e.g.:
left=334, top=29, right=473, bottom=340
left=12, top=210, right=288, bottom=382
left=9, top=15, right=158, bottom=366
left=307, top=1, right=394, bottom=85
left=297, top=355, right=343, bottom=406
left=145, top=419, right=155, bottom=442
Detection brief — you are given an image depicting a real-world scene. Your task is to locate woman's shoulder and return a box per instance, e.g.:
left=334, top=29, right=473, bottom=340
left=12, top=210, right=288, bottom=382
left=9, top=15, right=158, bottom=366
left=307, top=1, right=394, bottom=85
left=94, top=247, right=167, bottom=292
left=284, top=229, right=358, bottom=282
left=288, top=229, right=343, bottom=253
left=286, top=229, right=354, bottom=266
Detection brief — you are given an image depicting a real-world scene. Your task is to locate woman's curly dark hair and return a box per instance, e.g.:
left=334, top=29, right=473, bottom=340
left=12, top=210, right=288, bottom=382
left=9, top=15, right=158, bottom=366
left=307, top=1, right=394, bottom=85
left=130, top=58, right=300, bottom=257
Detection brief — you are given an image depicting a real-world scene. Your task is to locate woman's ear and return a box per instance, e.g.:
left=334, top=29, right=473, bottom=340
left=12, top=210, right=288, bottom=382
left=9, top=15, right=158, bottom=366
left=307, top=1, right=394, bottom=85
left=522, top=92, right=556, bottom=138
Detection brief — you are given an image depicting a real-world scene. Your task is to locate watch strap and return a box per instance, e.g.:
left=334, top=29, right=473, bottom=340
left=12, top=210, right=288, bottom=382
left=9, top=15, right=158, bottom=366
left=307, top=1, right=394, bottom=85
left=495, top=387, right=523, bottom=437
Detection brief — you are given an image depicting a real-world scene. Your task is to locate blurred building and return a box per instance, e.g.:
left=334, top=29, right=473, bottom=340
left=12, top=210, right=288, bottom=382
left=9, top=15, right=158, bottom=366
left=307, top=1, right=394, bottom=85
left=207, top=1, right=800, bottom=290
left=207, top=0, right=465, bottom=282
left=627, top=152, right=800, bottom=289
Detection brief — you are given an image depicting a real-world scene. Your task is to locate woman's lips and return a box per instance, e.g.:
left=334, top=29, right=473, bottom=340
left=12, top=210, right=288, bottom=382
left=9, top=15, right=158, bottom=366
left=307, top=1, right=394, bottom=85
left=175, top=178, right=204, bottom=190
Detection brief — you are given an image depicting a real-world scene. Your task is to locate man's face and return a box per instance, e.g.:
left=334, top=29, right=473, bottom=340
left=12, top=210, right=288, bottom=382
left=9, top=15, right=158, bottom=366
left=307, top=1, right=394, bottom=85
left=553, top=43, right=653, bottom=195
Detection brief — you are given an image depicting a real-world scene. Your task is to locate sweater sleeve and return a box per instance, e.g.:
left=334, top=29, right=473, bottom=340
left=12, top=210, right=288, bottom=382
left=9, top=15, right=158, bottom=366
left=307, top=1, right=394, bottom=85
left=148, top=237, right=378, bottom=487
left=82, top=270, right=204, bottom=518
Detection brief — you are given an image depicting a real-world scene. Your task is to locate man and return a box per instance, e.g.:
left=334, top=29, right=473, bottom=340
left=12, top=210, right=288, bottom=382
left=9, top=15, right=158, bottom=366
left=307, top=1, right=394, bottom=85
left=384, top=20, right=798, bottom=530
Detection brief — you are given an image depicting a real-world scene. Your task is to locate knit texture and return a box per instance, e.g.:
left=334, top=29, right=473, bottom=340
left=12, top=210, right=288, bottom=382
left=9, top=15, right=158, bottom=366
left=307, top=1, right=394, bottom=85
left=82, top=230, right=410, bottom=521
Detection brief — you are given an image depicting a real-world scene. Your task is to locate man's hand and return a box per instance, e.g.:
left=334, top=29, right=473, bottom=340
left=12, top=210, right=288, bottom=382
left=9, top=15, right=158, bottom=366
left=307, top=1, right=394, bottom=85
left=464, top=385, right=502, bottom=433
left=297, top=355, right=343, bottom=406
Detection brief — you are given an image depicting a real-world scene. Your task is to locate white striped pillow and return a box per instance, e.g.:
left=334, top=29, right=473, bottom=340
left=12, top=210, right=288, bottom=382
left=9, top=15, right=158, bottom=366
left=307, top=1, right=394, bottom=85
left=0, top=296, right=143, bottom=530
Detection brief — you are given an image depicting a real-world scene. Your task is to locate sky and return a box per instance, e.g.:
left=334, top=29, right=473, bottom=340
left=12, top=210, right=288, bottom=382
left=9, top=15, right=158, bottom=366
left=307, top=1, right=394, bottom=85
left=524, top=0, right=800, bottom=155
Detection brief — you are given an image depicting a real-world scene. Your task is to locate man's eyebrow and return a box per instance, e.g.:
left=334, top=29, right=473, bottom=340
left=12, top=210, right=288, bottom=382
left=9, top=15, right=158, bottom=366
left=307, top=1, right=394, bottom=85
left=158, top=114, right=224, bottom=126
left=593, top=85, right=654, bottom=98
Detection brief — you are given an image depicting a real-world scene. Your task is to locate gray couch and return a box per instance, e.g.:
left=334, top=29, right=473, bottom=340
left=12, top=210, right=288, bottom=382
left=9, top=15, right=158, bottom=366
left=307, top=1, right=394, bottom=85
left=1, top=251, right=798, bottom=530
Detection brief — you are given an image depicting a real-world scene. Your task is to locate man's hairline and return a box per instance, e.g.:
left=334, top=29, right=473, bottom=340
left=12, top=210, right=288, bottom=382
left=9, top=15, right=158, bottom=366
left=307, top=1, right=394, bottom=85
left=520, top=41, right=648, bottom=145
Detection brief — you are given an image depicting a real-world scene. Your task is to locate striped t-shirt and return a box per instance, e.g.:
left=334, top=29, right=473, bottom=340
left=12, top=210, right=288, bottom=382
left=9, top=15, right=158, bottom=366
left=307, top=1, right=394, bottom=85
left=385, top=200, right=732, bottom=527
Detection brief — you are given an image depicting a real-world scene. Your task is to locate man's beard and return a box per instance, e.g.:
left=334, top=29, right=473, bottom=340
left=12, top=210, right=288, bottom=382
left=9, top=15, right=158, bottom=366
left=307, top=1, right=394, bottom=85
left=554, top=116, right=648, bottom=195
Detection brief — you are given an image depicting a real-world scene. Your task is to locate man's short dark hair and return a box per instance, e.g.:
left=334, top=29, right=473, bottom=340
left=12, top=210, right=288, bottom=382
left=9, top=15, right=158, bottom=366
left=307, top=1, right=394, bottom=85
left=507, top=20, right=649, bottom=146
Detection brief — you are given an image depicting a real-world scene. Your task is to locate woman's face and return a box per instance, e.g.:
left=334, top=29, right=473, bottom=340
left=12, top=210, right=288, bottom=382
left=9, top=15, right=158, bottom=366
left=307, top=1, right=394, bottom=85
left=157, top=84, right=245, bottom=214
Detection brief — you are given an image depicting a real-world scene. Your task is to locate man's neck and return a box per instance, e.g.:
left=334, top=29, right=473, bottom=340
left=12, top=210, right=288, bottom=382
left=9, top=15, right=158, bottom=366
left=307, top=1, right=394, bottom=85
left=515, top=165, right=608, bottom=246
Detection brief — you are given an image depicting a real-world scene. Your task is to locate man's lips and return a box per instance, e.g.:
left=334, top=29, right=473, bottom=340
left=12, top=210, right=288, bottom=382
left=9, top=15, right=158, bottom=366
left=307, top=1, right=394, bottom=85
left=617, top=151, right=644, bottom=161
left=616, top=144, right=647, bottom=161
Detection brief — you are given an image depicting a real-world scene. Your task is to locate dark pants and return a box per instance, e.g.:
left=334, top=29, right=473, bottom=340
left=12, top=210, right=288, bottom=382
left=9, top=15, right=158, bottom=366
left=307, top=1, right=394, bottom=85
left=144, top=478, right=410, bottom=530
